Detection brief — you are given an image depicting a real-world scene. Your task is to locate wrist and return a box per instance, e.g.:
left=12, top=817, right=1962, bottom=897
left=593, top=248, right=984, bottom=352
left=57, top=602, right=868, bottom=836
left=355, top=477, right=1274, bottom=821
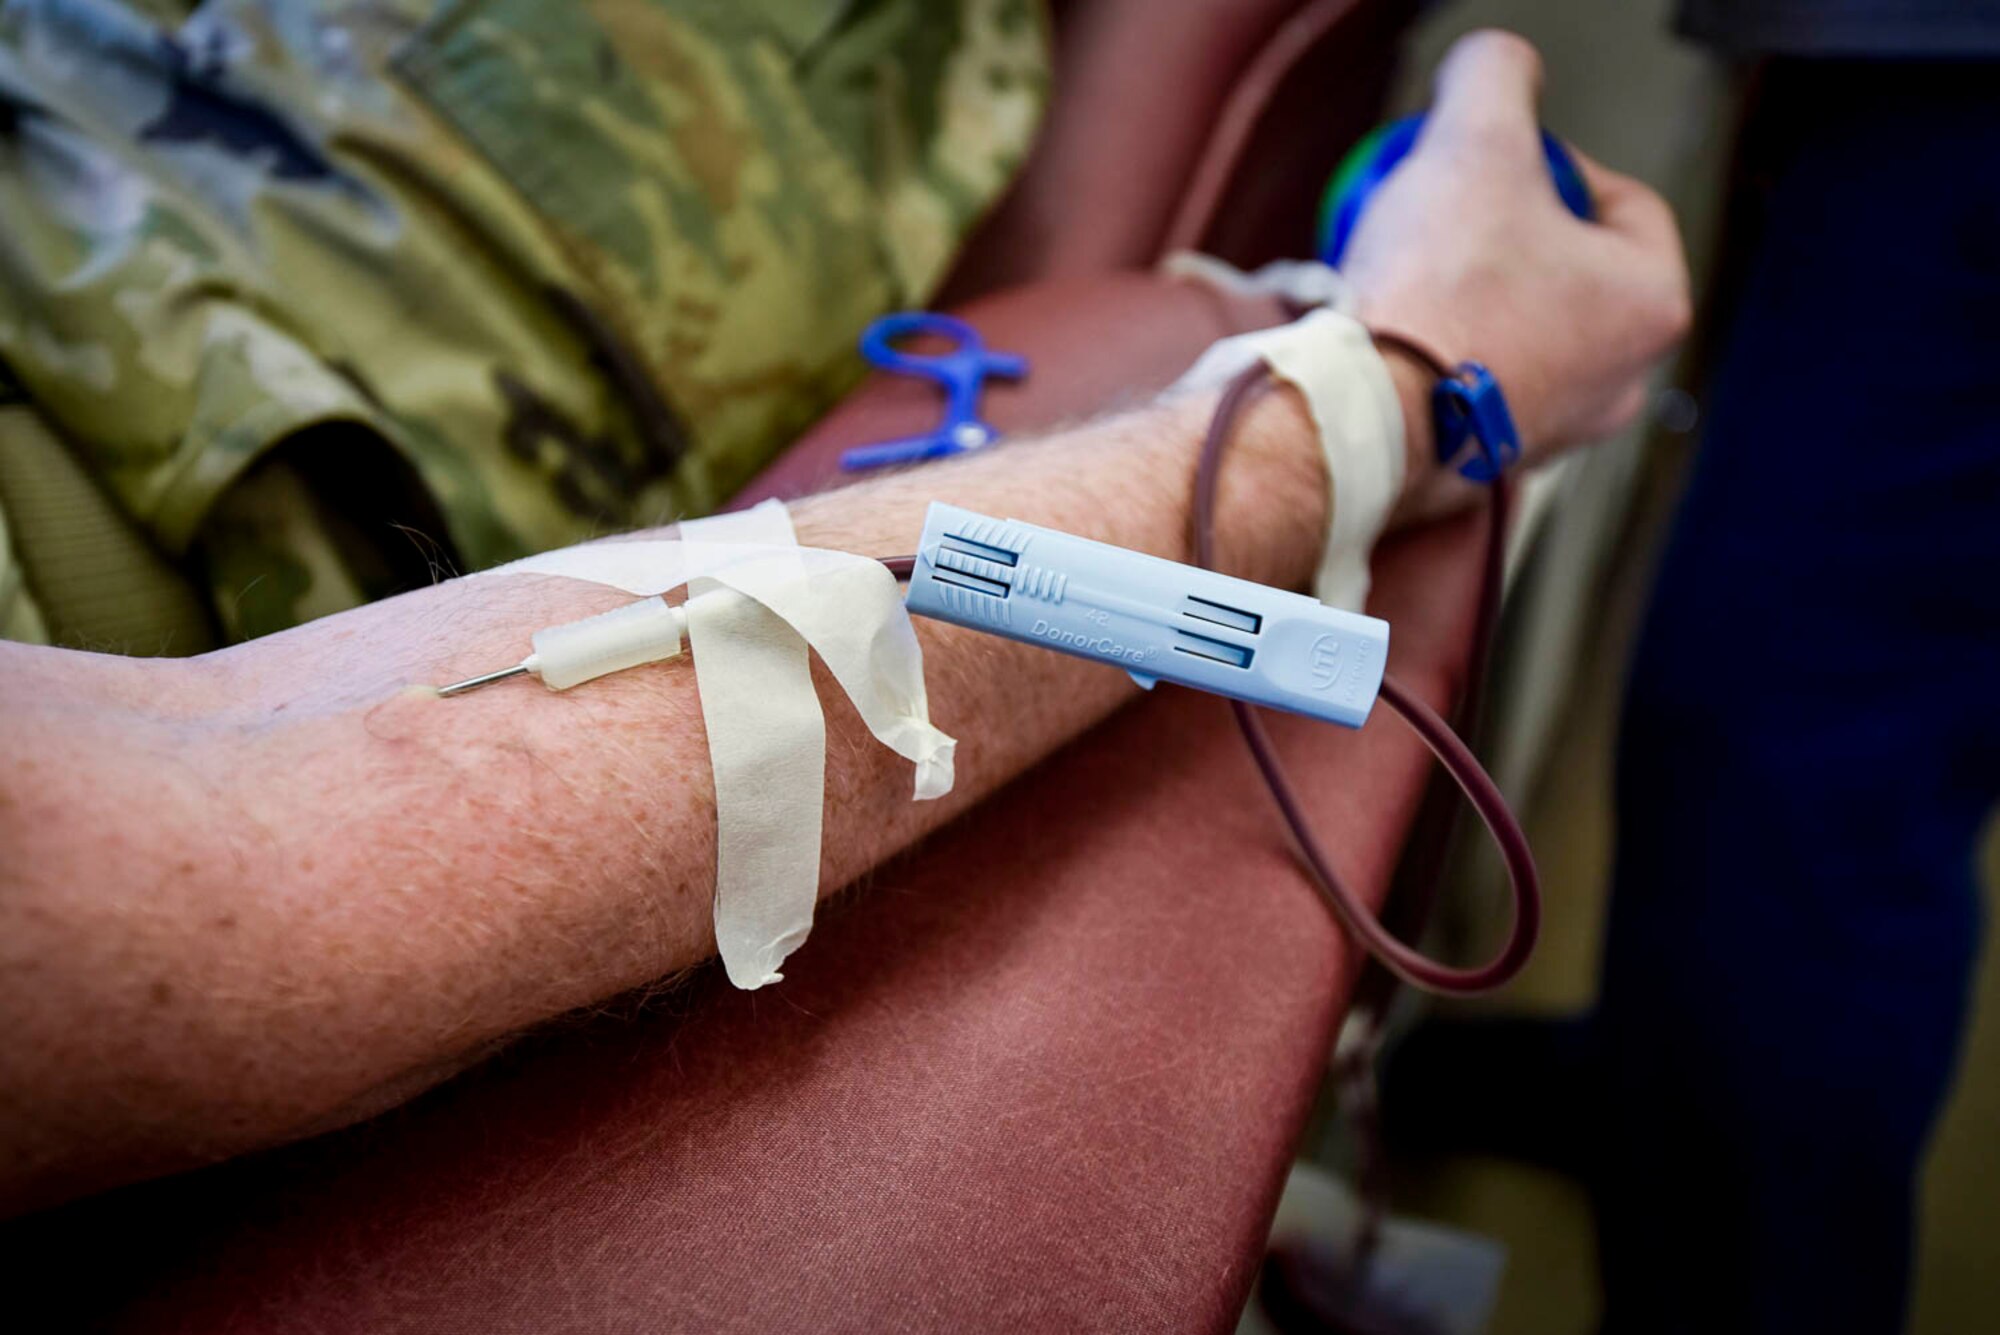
left=1348, top=288, right=1477, bottom=482
left=1358, top=316, right=1513, bottom=523
left=1375, top=344, right=1439, bottom=496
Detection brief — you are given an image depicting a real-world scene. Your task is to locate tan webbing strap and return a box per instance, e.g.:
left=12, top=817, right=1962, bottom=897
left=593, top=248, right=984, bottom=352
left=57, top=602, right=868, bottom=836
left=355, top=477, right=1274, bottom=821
left=0, top=395, right=216, bottom=655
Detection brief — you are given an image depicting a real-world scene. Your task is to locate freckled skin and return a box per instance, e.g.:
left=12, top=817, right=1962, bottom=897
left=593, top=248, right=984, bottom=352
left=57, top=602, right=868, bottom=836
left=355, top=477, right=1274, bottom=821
left=0, top=29, right=1692, bottom=1214
left=0, top=387, right=1341, bottom=1217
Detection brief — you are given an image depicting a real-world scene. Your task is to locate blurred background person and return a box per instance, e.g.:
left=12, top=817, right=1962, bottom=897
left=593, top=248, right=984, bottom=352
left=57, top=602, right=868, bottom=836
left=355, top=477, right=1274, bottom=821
left=1379, top=3, right=2000, bottom=1333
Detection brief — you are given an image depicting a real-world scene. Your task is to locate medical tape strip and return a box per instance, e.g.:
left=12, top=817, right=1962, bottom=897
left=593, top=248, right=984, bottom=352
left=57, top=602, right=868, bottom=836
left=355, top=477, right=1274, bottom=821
left=681, top=502, right=820, bottom=991
left=482, top=505, right=952, bottom=987
left=491, top=539, right=955, bottom=794
left=1170, top=307, right=1405, bottom=611
left=1159, top=252, right=1357, bottom=313
left=1264, top=310, right=1405, bottom=611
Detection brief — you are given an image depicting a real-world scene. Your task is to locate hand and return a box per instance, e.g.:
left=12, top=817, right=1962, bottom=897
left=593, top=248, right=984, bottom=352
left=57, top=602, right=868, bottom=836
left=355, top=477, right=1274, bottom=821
left=1340, top=31, right=1691, bottom=463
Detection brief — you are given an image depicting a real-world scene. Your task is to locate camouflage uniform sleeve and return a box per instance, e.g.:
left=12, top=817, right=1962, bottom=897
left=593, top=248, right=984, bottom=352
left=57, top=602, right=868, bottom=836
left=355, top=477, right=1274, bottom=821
left=0, top=0, right=643, bottom=643
left=195, top=456, right=395, bottom=644
left=0, top=0, right=1047, bottom=642
left=193, top=418, right=464, bottom=642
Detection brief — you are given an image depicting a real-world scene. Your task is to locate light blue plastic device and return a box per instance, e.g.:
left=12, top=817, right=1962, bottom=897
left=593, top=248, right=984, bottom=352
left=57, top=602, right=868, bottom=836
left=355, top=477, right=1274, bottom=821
left=903, top=503, right=1390, bottom=729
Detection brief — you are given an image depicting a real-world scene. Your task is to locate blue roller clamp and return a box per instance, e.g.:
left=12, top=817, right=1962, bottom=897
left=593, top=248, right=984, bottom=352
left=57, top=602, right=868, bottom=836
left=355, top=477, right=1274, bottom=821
left=1318, top=113, right=1593, bottom=482
left=838, top=312, right=1029, bottom=471
left=904, top=502, right=1392, bottom=729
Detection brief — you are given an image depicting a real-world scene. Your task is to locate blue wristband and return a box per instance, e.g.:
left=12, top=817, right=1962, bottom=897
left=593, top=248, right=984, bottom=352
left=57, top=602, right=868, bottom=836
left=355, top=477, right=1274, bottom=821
left=1433, top=362, right=1520, bottom=484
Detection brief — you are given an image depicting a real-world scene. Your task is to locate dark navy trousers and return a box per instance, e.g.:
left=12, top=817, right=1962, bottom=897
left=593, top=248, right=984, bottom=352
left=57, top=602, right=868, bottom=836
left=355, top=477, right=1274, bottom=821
left=1595, top=61, right=2000, bottom=1332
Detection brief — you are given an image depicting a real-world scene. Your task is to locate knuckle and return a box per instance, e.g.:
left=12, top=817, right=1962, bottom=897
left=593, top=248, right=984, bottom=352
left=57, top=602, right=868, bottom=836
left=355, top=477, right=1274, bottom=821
left=1435, top=118, right=1510, bottom=158
left=1433, top=109, right=1535, bottom=165
left=1651, top=250, right=1694, bottom=342
left=1464, top=28, right=1542, bottom=79
left=1640, top=187, right=1681, bottom=234
left=1628, top=269, right=1694, bottom=352
left=1659, top=283, right=1695, bottom=343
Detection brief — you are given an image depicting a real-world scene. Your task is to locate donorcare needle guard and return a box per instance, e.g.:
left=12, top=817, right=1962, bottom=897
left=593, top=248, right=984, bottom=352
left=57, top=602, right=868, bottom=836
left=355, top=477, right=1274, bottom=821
left=902, top=503, right=1389, bottom=729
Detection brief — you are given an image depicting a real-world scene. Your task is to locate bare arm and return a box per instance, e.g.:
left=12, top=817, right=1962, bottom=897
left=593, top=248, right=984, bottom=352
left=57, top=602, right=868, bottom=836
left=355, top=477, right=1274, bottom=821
left=0, top=387, right=1322, bottom=1208
left=0, top=32, right=1688, bottom=1214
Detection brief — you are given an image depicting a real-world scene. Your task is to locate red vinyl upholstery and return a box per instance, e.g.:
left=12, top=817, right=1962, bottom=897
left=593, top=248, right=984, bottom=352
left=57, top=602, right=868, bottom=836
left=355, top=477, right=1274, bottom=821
left=2, top=5, right=1473, bottom=1330
left=4, top=273, right=1486, bottom=1333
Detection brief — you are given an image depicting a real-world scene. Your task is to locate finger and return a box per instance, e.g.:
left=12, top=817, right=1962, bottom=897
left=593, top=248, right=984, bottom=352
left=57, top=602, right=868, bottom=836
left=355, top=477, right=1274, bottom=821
left=1568, top=148, right=1681, bottom=253
left=1426, top=30, right=1542, bottom=148
left=1569, top=149, right=1694, bottom=347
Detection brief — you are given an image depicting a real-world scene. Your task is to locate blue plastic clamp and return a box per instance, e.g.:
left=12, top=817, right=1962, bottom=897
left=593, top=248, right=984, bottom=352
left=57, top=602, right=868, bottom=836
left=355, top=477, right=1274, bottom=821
left=1435, top=362, right=1521, bottom=484
left=838, top=313, right=1028, bottom=471
left=903, top=503, right=1390, bottom=729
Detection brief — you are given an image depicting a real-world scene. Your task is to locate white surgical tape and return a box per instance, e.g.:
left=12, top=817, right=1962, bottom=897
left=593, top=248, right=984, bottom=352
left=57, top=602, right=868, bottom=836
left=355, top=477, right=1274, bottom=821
left=1159, top=252, right=1357, bottom=314
left=682, top=502, right=820, bottom=992
left=1168, top=308, right=1405, bottom=612
left=486, top=499, right=955, bottom=990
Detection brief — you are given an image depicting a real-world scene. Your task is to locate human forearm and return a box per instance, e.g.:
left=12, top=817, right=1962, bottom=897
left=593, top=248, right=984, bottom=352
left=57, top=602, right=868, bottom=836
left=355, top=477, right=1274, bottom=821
left=0, top=29, right=1693, bottom=1213
left=0, top=383, right=1342, bottom=1212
